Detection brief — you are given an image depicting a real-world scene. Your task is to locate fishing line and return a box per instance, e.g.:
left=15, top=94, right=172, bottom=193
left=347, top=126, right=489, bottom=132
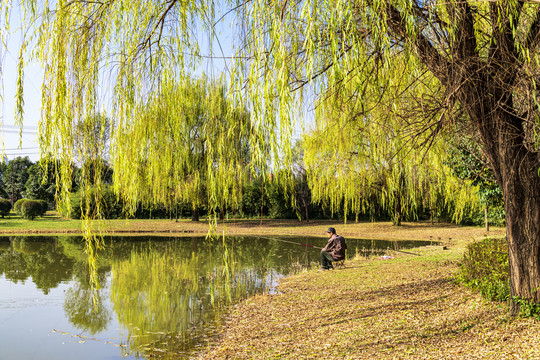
left=256, top=235, right=323, bottom=250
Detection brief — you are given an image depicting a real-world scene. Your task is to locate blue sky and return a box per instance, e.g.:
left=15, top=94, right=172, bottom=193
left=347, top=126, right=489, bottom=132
left=1, top=8, right=42, bottom=162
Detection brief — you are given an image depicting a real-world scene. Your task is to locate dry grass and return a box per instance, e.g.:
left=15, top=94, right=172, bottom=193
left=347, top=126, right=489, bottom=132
left=197, top=240, right=540, bottom=360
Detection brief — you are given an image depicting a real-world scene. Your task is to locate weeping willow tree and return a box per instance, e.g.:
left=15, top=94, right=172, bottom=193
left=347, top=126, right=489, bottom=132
left=112, top=75, right=255, bottom=221
left=7, top=0, right=540, bottom=311
left=303, top=109, right=482, bottom=225
left=303, top=56, right=482, bottom=225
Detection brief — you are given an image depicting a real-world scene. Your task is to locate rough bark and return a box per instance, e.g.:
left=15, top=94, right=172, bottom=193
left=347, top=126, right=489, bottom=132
left=500, top=143, right=540, bottom=314
left=462, top=84, right=540, bottom=314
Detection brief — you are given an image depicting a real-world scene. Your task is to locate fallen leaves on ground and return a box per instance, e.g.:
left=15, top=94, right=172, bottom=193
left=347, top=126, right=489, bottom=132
left=197, top=245, right=540, bottom=359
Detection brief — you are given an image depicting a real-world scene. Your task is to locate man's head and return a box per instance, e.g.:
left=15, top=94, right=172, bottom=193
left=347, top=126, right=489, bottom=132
left=326, top=227, right=336, bottom=236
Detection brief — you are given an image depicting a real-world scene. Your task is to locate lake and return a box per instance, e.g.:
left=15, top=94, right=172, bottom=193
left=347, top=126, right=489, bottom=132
left=0, top=235, right=433, bottom=359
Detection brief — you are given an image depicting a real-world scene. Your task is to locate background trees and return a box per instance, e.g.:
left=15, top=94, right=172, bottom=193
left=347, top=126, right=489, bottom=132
left=2, top=157, right=32, bottom=205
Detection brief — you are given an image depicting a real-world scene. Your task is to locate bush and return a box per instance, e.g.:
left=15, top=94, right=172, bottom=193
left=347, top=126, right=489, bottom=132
left=13, top=199, right=28, bottom=214
left=68, top=186, right=123, bottom=219
left=20, top=200, right=44, bottom=220
left=457, top=237, right=510, bottom=302
left=37, top=200, right=49, bottom=216
left=0, top=199, right=12, bottom=217
left=239, top=179, right=268, bottom=218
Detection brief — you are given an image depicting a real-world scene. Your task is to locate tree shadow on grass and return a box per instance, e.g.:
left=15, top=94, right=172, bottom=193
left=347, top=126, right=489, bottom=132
left=313, top=277, right=503, bottom=356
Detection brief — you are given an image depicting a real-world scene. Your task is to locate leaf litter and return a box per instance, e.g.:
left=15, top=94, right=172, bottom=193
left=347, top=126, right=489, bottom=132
left=197, top=240, right=540, bottom=359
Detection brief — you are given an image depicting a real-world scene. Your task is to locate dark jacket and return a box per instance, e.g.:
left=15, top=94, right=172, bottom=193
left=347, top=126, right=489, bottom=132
left=322, top=234, right=347, bottom=260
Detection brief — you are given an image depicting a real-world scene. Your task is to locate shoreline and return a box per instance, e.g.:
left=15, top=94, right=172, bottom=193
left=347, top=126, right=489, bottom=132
left=197, top=239, right=540, bottom=359
left=0, top=216, right=505, bottom=241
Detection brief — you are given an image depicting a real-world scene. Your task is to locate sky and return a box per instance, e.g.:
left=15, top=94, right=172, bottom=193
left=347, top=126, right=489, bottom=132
left=1, top=8, right=42, bottom=162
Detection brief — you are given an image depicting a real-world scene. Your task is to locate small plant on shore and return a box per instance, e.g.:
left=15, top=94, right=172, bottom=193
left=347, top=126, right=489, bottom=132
left=457, top=237, right=510, bottom=302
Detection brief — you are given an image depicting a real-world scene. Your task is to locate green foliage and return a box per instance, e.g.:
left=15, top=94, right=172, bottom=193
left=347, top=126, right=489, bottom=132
left=302, top=69, right=482, bottom=224
left=38, top=200, right=49, bottom=215
left=13, top=199, right=28, bottom=214
left=68, top=185, right=123, bottom=220
left=239, top=177, right=267, bottom=218
left=512, top=297, right=540, bottom=319
left=111, top=75, right=258, bottom=220
left=0, top=199, right=12, bottom=217
left=3, top=157, right=32, bottom=204
left=266, top=180, right=296, bottom=219
left=20, top=200, right=45, bottom=220
left=446, top=139, right=505, bottom=226
left=67, top=184, right=200, bottom=220
left=457, top=238, right=510, bottom=302
left=24, top=161, right=57, bottom=203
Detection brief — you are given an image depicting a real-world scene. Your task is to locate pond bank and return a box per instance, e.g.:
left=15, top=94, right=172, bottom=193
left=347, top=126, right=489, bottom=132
left=198, top=239, right=540, bottom=359
left=0, top=216, right=504, bottom=242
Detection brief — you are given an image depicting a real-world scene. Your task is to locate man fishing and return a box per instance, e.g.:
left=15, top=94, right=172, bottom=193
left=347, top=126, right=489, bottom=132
left=320, top=227, right=347, bottom=270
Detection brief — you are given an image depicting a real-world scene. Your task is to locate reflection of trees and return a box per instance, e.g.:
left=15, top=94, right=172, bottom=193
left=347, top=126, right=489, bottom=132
left=57, top=236, right=113, bottom=334
left=64, top=282, right=111, bottom=334
left=0, top=236, right=113, bottom=334
left=0, top=237, right=76, bottom=294
left=109, top=236, right=284, bottom=358
left=0, top=249, right=29, bottom=283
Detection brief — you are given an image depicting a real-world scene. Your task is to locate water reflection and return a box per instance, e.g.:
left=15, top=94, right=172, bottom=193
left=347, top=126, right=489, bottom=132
left=0, top=235, right=433, bottom=359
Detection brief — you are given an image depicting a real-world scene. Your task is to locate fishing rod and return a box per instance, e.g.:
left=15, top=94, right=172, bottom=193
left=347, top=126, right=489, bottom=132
left=257, top=236, right=420, bottom=255
left=256, top=235, right=323, bottom=249
left=388, top=248, right=421, bottom=256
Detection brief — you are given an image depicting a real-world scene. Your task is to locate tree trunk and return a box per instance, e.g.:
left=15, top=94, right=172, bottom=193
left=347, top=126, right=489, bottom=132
left=484, top=206, right=489, bottom=232
left=501, top=155, right=540, bottom=315
left=472, top=105, right=540, bottom=314
left=191, top=208, right=199, bottom=222
left=393, top=201, right=402, bottom=226
left=393, top=189, right=402, bottom=226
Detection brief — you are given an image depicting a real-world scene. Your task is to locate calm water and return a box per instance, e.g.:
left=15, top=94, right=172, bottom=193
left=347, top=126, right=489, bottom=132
left=0, top=235, right=433, bottom=359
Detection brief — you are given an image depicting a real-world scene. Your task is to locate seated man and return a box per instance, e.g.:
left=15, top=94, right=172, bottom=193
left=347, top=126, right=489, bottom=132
left=320, top=227, right=347, bottom=270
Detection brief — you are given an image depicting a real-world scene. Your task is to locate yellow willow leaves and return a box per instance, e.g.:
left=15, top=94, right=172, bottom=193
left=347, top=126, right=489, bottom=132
left=303, top=55, right=482, bottom=222
left=112, top=75, right=258, bottom=216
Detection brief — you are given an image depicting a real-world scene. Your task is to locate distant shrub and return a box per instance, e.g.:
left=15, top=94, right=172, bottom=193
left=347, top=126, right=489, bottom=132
left=0, top=199, right=12, bottom=217
left=20, top=200, right=44, bottom=220
left=37, top=200, right=49, bottom=216
left=14, top=199, right=28, bottom=214
left=68, top=185, right=123, bottom=219
left=457, top=237, right=510, bottom=302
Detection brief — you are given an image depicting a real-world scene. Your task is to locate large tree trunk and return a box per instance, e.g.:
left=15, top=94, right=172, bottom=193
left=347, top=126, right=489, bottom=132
left=472, top=103, right=540, bottom=314
left=500, top=147, right=540, bottom=314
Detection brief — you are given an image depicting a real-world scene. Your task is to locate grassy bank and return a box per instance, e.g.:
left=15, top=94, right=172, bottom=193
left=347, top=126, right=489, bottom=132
left=0, top=212, right=504, bottom=242
left=197, top=239, right=540, bottom=360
